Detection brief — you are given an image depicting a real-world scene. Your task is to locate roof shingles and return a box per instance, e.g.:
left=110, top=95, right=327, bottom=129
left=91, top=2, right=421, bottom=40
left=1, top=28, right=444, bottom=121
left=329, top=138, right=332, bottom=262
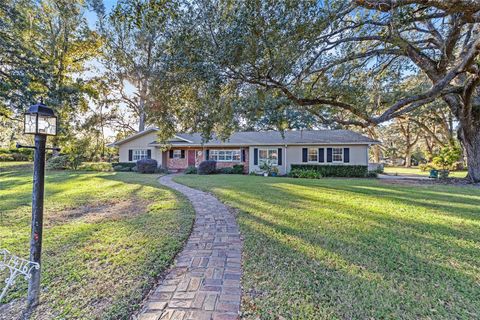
left=148, top=130, right=379, bottom=146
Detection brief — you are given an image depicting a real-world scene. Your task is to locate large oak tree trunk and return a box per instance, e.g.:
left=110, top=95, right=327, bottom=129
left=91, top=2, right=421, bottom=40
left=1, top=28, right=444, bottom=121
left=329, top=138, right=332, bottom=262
left=459, top=124, right=480, bottom=183
left=404, top=147, right=412, bottom=167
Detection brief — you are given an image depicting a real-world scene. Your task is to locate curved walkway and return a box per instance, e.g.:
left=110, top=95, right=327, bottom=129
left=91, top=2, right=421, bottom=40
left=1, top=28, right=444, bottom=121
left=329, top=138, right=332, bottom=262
left=138, top=175, right=243, bottom=320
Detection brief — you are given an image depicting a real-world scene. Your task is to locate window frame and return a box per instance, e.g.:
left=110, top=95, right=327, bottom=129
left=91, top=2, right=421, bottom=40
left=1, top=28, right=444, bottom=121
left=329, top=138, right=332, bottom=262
left=332, top=147, right=343, bottom=163
left=133, top=149, right=148, bottom=161
left=258, top=148, right=278, bottom=166
left=172, top=150, right=182, bottom=159
left=307, top=148, right=318, bottom=162
left=209, top=149, right=241, bottom=162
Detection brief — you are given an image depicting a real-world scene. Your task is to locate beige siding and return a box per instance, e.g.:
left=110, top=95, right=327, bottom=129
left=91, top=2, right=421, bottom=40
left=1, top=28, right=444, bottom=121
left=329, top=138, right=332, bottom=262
left=118, top=132, right=163, bottom=166
left=249, top=145, right=369, bottom=174
left=286, top=145, right=368, bottom=171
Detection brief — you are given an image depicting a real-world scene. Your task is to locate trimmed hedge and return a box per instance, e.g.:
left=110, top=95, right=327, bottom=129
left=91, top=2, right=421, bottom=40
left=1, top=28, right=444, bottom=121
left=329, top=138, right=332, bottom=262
left=218, top=164, right=244, bottom=174
left=289, top=168, right=322, bottom=179
left=290, top=164, right=368, bottom=177
left=198, top=160, right=217, bottom=175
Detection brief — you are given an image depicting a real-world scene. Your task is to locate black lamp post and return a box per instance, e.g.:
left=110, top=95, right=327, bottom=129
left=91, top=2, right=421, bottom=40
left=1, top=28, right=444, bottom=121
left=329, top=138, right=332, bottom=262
left=22, top=102, right=57, bottom=315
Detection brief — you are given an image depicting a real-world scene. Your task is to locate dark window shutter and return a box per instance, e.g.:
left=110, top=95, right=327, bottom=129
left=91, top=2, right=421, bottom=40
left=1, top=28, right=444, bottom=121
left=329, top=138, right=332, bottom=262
left=181, top=150, right=185, bottom=158
left=302, top=148, right=308, bottom=162
left=128, top=150, right=133, bottom=161
left=254, top=148, right=258, bottom=165
left=278, top=148, right=283, bottom=165
left=169, top=150, right=174, bottom=158
left=241, top=149, right=246, bottom=162
left=344, top=148, right=350, bottom=163
left=327, top=148, right=333, bottom=162
left=206, top=149, right=210, bottom=160
left=147, top=149, right=151, bottom=159
left=319, top=148, right=324, bottom=163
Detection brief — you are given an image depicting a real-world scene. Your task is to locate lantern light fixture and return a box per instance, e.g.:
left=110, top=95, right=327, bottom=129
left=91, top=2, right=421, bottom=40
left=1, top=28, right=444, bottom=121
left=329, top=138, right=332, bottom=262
left=24, top=103, right=57, bottom=136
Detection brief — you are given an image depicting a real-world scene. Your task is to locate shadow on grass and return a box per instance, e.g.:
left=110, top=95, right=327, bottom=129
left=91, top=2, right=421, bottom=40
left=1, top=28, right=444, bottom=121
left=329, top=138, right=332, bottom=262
left=176, top=175, right=480, bottom=318
left=1, top=170, right=194, bottom=319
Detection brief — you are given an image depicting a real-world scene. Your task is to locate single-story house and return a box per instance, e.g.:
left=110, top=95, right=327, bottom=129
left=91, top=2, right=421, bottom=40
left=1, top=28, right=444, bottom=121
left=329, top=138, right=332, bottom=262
left=109, top=129, right=380, bottom=175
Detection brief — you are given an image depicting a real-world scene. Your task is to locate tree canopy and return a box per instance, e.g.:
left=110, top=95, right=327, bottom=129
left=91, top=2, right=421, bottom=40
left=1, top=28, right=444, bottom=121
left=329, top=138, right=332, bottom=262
left=1, top=0, right=480, bottom=181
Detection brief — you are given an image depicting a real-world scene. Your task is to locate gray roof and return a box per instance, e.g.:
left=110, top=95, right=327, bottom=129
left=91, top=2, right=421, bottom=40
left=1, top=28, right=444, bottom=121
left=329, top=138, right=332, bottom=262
left=148, top=130, right=379, bottom=146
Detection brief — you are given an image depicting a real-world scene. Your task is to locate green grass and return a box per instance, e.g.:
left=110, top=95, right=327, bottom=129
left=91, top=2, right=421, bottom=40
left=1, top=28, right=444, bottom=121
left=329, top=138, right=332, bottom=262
left=0, top=162, right=194, bottom=319
left=175, top=174, right=480, bottom=319
left=384, top=166, right=468, bottom=178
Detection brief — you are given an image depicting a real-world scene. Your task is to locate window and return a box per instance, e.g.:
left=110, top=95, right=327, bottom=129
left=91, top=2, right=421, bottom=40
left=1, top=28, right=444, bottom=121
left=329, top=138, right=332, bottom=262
left=133, top=149, right=148, bottom=161
left=308, top=148, right=318, bottom=162
left=259, top=148, right=278, bottom=165
left=172, top=150, right=182, bottom=159
left=209, top=150, right=241, bottom=162
left=333, top=148, right=343, bottom=162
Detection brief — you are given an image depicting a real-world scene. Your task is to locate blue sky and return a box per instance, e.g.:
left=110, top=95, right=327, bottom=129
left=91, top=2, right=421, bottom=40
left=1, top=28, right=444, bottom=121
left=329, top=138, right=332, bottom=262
left=85, top=0, right=117, bottom=28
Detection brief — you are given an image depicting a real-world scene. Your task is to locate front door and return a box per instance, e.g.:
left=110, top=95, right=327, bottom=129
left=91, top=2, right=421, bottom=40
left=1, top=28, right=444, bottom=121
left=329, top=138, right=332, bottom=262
left=187, top=150, right=196, bottom=166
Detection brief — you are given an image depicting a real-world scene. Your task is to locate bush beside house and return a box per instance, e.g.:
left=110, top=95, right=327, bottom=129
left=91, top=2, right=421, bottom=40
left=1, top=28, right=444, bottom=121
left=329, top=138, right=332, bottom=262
left=198, top=160, right=217, bottom=175
left=290, top=164, right=369, bottom=178
left=112, top=162, right=137, bottom=172
left=185, top=166, right=197, bottom=174
left=136, top=159, right=158, bottom=174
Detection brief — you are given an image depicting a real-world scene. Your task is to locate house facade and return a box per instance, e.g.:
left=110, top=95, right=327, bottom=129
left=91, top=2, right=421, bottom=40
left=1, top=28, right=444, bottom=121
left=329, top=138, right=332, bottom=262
left=111, top=129, right=379, bottom=174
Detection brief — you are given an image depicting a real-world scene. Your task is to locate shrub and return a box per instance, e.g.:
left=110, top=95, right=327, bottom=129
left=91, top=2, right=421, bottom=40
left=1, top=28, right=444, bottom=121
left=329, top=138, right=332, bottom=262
left=136, top=159, right=158, bottom=174
left=112, top=162, right=136, bottom=172
left=217, top=164, right=244, bottom=174
left=218, top=167, right=234, bottom=174
left=78, top=162, right=113, bottom=172
left=198, top=160, right=217, bottom=175
left=113, top=165, right=131, bottom=172
left=12, top=153, right=29, bottom=161
left=0, top=148, right=34, bottom=161
left=433, top=146, right=462, bottom=170
left=232, top=164, right=244, bottom=174
left=419, top=163, right=437, bottom=171
left=185, top=166, right=197, bottom=174
left=46, top=155, right=71, bottom=170
left=290, top=164, right=368, bottom=177
left=155, top=167, right=168, bottom=174
left=366, top=171, right=378, bottom=178
left=439, top=169, right=450, bottom=179
left=289, top=168, right=322, bottom=179
left=0, top=153, right=14, bottom=161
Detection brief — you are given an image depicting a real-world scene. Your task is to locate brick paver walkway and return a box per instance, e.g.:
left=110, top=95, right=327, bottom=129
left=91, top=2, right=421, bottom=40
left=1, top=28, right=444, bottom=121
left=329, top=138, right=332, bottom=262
left=137, top=175, right=243, bottom=320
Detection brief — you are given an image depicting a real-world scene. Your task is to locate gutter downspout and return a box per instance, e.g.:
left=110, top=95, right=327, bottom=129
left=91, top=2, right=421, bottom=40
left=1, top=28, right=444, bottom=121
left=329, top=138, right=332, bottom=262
left=284, top=144, right=288, bottom=175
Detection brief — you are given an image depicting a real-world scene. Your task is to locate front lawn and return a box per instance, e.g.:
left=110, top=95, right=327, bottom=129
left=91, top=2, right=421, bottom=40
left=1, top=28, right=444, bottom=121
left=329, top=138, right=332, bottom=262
left=384, top=166, right=468, bottom=178
left=0, top=162, right=194, bottom=319
left=175, top=174, right=480, bottom=319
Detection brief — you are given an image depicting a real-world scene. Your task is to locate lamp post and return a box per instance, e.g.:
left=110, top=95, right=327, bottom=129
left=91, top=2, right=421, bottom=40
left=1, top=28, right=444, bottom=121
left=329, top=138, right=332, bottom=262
left=22, top=102, right=57, bottom=316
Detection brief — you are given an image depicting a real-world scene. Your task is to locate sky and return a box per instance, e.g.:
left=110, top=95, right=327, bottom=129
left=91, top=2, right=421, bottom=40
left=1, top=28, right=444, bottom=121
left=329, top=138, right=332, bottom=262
left=85, top=0, right=116, bottom=29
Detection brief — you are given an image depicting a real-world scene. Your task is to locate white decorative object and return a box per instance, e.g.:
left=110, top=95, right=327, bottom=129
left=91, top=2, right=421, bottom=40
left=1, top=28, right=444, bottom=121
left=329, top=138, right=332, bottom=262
left=0, top=249, right=39, bottom=302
